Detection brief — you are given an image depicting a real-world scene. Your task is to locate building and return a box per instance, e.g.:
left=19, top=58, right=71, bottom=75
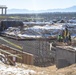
left=0, top=5, right=7, bottom=15
left=0, top=20, right=24, bottom=31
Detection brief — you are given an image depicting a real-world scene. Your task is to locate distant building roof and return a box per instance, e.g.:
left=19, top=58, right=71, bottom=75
left=0, top=5, right=7, bottom=8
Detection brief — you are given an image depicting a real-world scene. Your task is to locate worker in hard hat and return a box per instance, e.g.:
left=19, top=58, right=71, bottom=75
left=62, top=28, right=71, bottom=44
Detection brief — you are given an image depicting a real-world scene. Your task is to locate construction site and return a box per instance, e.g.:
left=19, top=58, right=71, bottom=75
left=0, top=35, right=55, bottom=66
left=0, top=5, right=76, bottom=75
left=0, top=24, right=76, bottom=75
left=0, top=19, right=76, bottom=68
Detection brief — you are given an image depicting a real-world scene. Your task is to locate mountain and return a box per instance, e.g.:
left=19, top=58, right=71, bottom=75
left=7, top=6, right=76, bottom=14
left=7, top=9, right=30, bottom=14
left=47, top=6, right=76, bottom=12
left=65, top=6, right=76, bottom=12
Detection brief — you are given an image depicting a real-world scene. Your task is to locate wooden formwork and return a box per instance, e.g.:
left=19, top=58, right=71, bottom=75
left=0, top=44, right=34, bottom=65
left=16, top=51, right=34, bottom=65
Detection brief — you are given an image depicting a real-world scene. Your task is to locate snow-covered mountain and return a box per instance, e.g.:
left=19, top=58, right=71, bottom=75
left=7, top=6, right=76, bottom=14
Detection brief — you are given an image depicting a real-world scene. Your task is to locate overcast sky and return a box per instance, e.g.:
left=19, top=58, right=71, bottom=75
left=0, top=0, right=76, bottom=10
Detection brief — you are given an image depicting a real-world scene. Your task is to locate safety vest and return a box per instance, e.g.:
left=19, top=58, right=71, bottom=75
left=64, top=30, right=69, bottom=38
left=58, top=35, right=63, bottom=40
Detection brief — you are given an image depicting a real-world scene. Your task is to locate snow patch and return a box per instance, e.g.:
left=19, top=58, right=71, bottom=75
left=0, top=62, right=36, bottom=75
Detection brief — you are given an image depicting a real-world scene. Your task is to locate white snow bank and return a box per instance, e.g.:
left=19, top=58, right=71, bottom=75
left=0, top=62, right=36, bottom=75
left=18, top=34, right=42, bottom=38
left=29, top=25, right=63, bottom=30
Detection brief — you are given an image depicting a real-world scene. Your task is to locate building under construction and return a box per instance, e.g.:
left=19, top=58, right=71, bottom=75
left=0, top=36, right=55, bottom=66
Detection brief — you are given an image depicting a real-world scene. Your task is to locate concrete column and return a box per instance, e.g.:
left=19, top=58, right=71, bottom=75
left=2, top=8, right=3, bottom=15
left=5, top=8, right=7, bottom=14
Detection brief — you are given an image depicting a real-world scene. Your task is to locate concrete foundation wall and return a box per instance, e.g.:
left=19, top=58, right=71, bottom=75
left=56, top=59, right=70, bottom=69
left=55, top=46, right=76, bottom=68
left=0, top=40, right=54, bottom=66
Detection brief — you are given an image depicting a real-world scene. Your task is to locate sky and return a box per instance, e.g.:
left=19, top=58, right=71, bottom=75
left=0, top=0, right=76, bottom=10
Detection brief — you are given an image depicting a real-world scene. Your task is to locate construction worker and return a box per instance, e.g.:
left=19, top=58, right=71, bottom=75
left=68, top=34, right=71, bottom=45
left=57, top=34, right=63, bottom=42
left=62, top=28, right=71, bottom=44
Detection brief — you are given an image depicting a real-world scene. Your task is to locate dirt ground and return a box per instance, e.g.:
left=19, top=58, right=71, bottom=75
left=0, top=57, right=76, bottom=75
left=16, top=63, right=76, bottom=75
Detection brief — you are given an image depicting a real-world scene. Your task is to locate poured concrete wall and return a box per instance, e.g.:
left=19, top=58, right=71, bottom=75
left=55, top=46, right=76, bottom=68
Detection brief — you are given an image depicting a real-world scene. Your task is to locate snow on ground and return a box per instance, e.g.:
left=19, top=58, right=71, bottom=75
left=0, top=61, right=36, bottom=75
left=30, top=24, right=63, bottom=30
left=22, top=24, right=63, bottom=38
left=2, top=27, right=21, bottom=36
left=1, top=24, right=63, bottom=39
left=2, top=23, right=76, bottom=39
left=18, top=34, right=42, bottom=39
left=0, top=54, right=76, bottom=75
left=1, top=62, right=76, bottom=75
